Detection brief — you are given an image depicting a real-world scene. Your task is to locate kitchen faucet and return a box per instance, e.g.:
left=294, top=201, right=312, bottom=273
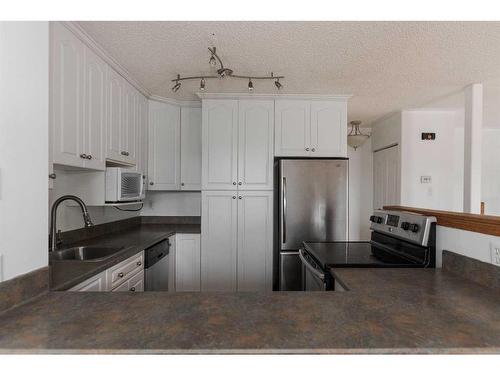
left=49, top=195, right=93, bottom=251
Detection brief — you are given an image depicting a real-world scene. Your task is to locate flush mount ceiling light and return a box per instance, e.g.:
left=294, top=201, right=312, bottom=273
left=347, top=121, right=370, bottom=150
left=171, top=46, right=284, bottom=93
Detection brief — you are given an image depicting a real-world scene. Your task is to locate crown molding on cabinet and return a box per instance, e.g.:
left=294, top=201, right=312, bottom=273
left=196, top=92, right=352, bottom=101
left=61, top=21, right=151, bottom=98
left=149, top=95, right=201, bottom=108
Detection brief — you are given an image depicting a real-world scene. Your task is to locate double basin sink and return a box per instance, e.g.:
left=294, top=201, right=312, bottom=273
left=50, top=246, right=125, bottom=262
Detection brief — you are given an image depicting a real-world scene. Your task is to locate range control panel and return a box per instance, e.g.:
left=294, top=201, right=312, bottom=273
left=369, top=210, right=436, bottom=247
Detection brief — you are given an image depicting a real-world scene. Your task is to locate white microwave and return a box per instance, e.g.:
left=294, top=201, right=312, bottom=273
left=105, top=167, right=145, bottom=203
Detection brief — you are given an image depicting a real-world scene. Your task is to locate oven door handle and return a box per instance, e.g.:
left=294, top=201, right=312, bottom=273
left=299, top=248, right=324, bottom=280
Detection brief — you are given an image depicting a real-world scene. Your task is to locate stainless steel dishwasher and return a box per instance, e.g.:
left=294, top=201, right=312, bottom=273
left=144, top=239, right=170, bottom=291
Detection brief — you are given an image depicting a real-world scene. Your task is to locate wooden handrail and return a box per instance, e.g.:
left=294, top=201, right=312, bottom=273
left=384, top=205, right=500, bottom=237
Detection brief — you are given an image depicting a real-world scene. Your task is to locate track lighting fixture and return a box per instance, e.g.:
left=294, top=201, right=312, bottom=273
left=171, top=46, right=284, bottom=93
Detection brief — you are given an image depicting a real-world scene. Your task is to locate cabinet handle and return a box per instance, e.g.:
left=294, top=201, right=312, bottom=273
left=48, top=173, right=57, bottom=180
left=181, top=182, right=185, bottom=186
left=232, top=196, right=236, bottom=199
left=238, top=182, right=242, bottom=186
left=121, top=151, right=129, bottom=156
left=136, top=261, right=142, bottom=266
left=232, top=182, right=237, bottom=185
left=311, top=148, right=316, bottom=152
left=86, top=154, right=92, bottom=160
left=149, top=182, right=154, bottom=186
left=129, top=287, right=136, bottom=292
left=305, top=148, right=310, bottom=151
left=238, top=196, right=242, bottom=199
left=118, top=272, right=124, bottom=278
left=80, top=153, right=87, bottom=159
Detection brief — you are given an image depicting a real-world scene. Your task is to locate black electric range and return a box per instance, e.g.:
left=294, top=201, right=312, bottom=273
left=299, top=210, right=437, bottom=291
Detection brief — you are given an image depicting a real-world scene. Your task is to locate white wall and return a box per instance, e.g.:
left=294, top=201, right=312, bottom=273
left=481, top=128, right=500, bottom=215
left=0, top=22, right=49, bottom=281
left=142, top=191, right=201, bottom=216
left=348, top=135, right=373, bottom=241
left=400, top=109, right=464, bottom=211
left=370, top=112, right=402, bottom=151
left=436, top=226, right=500, bottom=268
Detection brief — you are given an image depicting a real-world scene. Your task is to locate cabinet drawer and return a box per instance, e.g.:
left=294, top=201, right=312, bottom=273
left=111, top=270, right=144, bottom=292
left=107, top=251, right=144, bottom=289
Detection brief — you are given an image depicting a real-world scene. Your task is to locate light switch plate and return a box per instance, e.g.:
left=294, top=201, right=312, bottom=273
left=490, top=242, right=500, bottom=266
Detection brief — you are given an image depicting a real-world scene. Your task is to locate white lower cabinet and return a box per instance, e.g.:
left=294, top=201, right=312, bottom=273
left=173, top=233, right=201, bottom=292
left=69, top=251, right=144, bottom=292
left=201, top=190, right=273, bottom=292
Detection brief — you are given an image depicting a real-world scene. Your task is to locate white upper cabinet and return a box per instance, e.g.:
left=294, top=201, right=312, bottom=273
left=148, top=100, right=181, bottom=190
left=202, top=99, right=238, bottom=190
left=275, top=99, right=347, bottom=157
left=274, top=100, right=310, bottom=157
left=238, top=100, right=274, bottom=190
left=237, top=191, right=273, bottom=291
left=136, top=95, right=149, bottom=177
left=82, top=47, right=106, bottom=170
left=201, top=190, right=238, bottom=291
left=123, top=82, right=138, bottom=164
left=106, top=66, right=124, bottom=162
left=51, top=22, right=84, bottom=168
left=310, top=100, right=347, bottom=157
left=180, top=106, right=202, bottom=190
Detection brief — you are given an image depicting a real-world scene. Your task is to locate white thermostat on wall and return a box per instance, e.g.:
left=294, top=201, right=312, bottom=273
left=420, top=176, right=432, bottom=184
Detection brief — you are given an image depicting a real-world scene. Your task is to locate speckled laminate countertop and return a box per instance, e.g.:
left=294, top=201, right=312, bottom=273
left=50, top=224, right=200, bottom=291
left=1, top=268, right=499, bottom=353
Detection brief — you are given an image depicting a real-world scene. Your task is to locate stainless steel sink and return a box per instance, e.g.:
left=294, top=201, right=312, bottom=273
left=50, top=246, right=124, bottom=262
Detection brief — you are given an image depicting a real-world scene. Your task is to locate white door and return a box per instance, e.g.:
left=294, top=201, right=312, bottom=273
left=373, top=145, right=400, bottom=209
left=202, top=100, right=238, bottom=190
left=148, top=100, right=181, bottom=190
left=237, top=191, right=273, bottom=291
left=274, top=100, right=311, bottom=157
left=82, top=46, right=106, bottom=170
left=106, top=66, right=124, bottom=162
left=175, top=233, right=201, bottom=292
left=310, top=100, right=347, bottom=157
left=51, top=22, right=84, bottom=167
left=238, top=100, right=274, bottom=190
left=180, top=106, right=202, bottom=190
left=201, top=190, right=238, bottom=291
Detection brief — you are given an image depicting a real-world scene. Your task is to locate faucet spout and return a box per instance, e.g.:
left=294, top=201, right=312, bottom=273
left=49, top=195, right=93, bottom=252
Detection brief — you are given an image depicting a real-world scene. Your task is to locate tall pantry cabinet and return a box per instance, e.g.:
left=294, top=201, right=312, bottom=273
left=201, top=99, right=274, bottom=292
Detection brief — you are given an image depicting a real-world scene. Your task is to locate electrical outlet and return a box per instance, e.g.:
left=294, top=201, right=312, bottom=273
left=490, top=242, right=500, bottom=266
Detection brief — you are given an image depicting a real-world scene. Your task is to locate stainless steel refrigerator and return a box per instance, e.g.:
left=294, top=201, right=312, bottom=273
left=276, top=159, right=348, bottom=290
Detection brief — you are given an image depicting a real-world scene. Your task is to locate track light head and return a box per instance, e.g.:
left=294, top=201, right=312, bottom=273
left=200, top=78, right=206, bottom=91
left=172, top=81, right=181, bottom=92
left=275, top=79, right=282, bottom=90
left=248, top=79, right=254, bottom=91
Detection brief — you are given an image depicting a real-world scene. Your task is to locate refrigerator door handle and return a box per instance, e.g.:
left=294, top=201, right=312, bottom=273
left=282, top=176, right=287, bottom=244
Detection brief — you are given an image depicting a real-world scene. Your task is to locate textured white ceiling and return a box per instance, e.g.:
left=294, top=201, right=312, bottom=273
left=78, top=21, right=500, bottom=125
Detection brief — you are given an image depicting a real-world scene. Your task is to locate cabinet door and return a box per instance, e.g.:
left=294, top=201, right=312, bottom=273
left=175, top=233, right=201, bottom=292
left=51, top=22, right=84, bottom=167
left=123, top=83, right=138, bottom=164
left=237, top=191, right=273, bottom=291
left=136, top=95, right=149, bottom=176
left=274, top=100, right=310, bottom=157
left=106, top=66, right=124, bottom=162
left=310, top=101, right=347, bottom=157
left=202, top=100, right=238, bottom=190
left=148, top=100, right=181, bottom=190
left=82, top=47, right=106, bottom=170
left=128, top=270, right=144, bottom=292
left=180, top=106, right=202, bottom=190
left=201, top=191, right=238, bottom=291
left=238, top=100, right=274, bottom=190
left=69, top=271, right=107, bottom=291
